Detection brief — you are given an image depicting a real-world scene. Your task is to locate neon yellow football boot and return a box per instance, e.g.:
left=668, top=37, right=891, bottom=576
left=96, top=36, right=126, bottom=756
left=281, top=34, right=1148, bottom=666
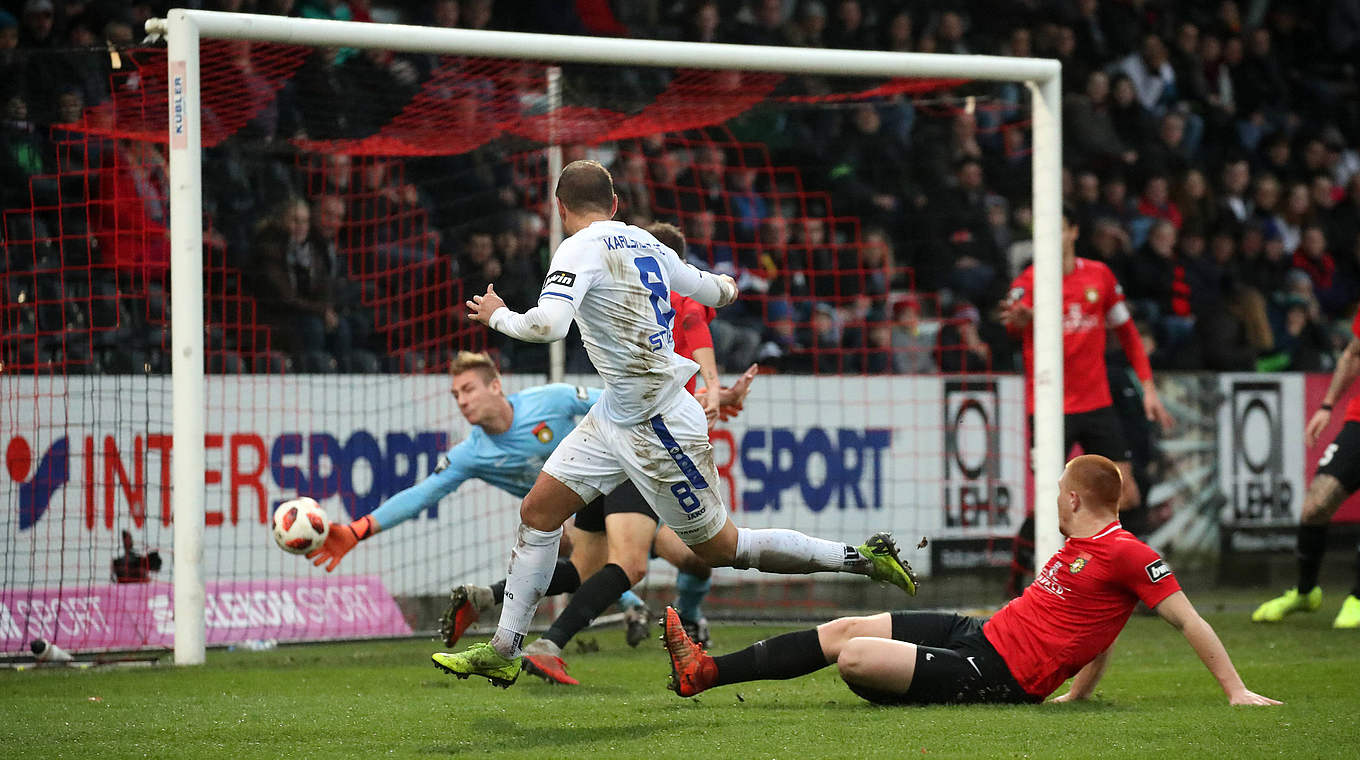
left=858, top=532, right=919, bottom=596
left=1250, top=587, right=1322, bottom=622
left=1332, top=595, right=1360, bottom=629
left=431, top=642, right=522, bottom=687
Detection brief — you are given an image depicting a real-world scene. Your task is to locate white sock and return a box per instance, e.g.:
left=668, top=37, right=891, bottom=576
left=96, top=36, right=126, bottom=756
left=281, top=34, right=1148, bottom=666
left=489, top=524, right=562, bottom=657
left=732, top=528, right=867, bottom=575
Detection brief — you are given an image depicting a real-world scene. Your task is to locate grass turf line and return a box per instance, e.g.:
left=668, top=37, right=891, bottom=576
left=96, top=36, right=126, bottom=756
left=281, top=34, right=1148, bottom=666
left=1, top=610, right=1356, bottom=760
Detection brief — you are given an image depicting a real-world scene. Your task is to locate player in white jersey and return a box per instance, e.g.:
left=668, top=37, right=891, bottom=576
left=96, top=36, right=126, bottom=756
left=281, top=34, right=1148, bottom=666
left=432, top=160, right=919, bottom=687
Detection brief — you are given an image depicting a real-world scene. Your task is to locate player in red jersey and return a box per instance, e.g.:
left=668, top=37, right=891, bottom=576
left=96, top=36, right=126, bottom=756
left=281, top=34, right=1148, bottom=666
left=1252, top=311, right=1360, bottom=628
left=1001, top=208, right=1174, bottom=593
left=664, top=455, right=1280, bottom=707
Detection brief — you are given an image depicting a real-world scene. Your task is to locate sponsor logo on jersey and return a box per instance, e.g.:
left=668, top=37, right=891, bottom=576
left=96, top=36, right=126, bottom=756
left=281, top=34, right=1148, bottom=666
left=1084, top=287, right=1098, bottom=303
left=1034, top=558, right=1069, bottom=596
left=575, top=386, right=589, bottom=401
left=532, top=421, right=553, bottom=444
left=434, top=454, right=451, bottom=473
left=1069, top=556, right=1089, bottom=574
left=1145, top=558, right=1172, bottom=583
left=544, top=270, right=576, bottom=288
left=1063, top=302, right=1101, bottom=334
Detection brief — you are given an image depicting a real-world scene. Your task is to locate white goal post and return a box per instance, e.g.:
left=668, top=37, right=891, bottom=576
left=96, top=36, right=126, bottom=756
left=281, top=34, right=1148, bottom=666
left=147, top=8, right=1065, bottom=666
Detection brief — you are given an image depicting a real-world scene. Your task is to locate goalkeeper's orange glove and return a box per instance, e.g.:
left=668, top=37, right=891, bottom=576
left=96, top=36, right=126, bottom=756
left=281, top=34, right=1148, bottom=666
left=306, top=514, right=377, bottom=572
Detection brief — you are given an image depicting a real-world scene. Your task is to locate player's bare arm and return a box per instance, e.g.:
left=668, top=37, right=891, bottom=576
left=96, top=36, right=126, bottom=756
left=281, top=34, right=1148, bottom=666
left=1154, top=591, right=1281, bottom=706
left=1049, top=647, right=1110, bottom=702
left=691, top=345, right=722, bottom=427
left=1307, top=336, right=1360, bottom=447
left=1141, top=379, right=1175, bottom=431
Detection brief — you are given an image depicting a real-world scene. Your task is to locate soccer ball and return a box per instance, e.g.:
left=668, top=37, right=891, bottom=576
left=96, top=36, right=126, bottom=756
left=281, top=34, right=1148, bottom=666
left=272, top=498, right=329, bottom=555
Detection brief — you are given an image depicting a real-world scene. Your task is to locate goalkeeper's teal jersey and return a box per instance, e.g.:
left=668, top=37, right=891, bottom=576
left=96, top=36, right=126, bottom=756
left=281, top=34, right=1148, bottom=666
left=366, top=383, right=601, bottom=530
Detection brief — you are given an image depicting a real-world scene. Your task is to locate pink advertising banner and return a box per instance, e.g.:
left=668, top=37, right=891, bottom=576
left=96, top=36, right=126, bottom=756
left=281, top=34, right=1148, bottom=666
left=1, top=575, right=411, bottom=654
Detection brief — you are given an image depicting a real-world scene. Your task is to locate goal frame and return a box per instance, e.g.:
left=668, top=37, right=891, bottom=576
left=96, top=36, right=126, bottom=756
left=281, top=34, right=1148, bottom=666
left=146, top=8, right=1065, bottom=665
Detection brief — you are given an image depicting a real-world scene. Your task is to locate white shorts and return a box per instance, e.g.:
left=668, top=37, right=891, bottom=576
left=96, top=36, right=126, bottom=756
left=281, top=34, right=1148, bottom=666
left=542, top=393, right=728, bottom=545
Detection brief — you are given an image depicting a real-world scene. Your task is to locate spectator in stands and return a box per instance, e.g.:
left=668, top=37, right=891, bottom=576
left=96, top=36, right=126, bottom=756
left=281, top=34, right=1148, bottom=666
left=1174, top=168, right=1218, bottom=233
left=828, top=103, right=911, bottom=233
left=1293, top=224, right=1346, bottom=317
left=683, top=1, right=725, bottom=44
left=826, top=0, right=872, bottom=50
left=251, top=197, right=354, bottom=370
left=1275, top=182, right=1314, bottom=254
left=890, top=294, right=935, bottom=374
left=728, top=165, right=767, bottom=243
left=1064, top=70, right=1136, bottom=170
left=808, top=302, right=845, bottom=373
left=612, top=152, right=653, bottom=227
left=0, top=92, right=56, bottom=212
left=676, top=142, right=726, bottom=214
left=1217, top=157, right=1253, bottom=223
left=1118, top=33, right=1176, bottom=113
left=457, top=229, right=499, bottom=301
left=1107, top=74, right=1152, bottom=156
left=785, top=1, right=827, bottom=47
left=1233, top=27, right=1289, bottom=146
left=880, top=9, right=912, bottom=52
left=0, top=11, right=20, bottom=96
left=1140, top=112, right=1191, bottom=180
left=1210, top=227, right=1275, bottom=355
left=932, top=10, right=970, bottom=56
left=935, top=302, right=990, bottom=373
left=739, top=0, right=787, bottom=46
left=1126, top=219, right=1183, bottom=323
left=1257, top=292, right=1332, bottom=372
left=941, top=157, right=1005, bottom=305
left=1135, top=174, right=1182, bottom=231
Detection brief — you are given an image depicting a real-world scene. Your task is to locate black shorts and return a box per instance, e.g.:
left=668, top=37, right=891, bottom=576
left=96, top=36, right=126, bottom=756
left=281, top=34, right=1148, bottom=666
left=573, top=480, right=658, bottom=533
left=845, top=612, right=1040, bottom=706
left=1316, top=421, right=1360, bottom=493
left=1030, top=405, right=1132, bottom=462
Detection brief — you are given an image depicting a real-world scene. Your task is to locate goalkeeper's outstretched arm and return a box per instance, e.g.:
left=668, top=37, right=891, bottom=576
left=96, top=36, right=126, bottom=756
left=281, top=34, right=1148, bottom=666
left=306, top=455, right=468, bottom=571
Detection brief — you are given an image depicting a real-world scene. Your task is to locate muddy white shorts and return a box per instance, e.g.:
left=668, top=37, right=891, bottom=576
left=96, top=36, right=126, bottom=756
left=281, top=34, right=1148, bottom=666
left=542, top=392, right=727, bottom=545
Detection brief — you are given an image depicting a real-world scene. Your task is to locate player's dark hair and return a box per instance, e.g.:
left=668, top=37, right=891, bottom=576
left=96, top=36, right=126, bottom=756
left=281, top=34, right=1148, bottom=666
left=645, top=221, right=685, bottom=255
left=555, top=159, right=616, bottom=215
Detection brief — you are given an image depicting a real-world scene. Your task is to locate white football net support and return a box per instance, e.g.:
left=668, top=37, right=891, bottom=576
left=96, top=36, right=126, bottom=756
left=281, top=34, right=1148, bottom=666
left=150, top=9, right=1063, bottom=665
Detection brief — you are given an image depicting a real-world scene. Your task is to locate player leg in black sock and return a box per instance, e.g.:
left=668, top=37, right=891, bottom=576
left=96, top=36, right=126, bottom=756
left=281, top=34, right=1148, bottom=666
left=1297, top=524, right=1328, bottom=594
left=542, top=563, right=632, bottom=649
left=712, top=629, right=826, bottom=686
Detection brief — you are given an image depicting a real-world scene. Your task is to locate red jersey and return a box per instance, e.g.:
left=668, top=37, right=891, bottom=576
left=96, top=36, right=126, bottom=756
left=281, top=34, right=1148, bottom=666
left=1007, top=259, right=1131, bottom=414
left=982, top=521, right=1181, bottom=698
left=1346, top=311, right=1360, bottom=423
left=672, top=294, right=716, bottom=394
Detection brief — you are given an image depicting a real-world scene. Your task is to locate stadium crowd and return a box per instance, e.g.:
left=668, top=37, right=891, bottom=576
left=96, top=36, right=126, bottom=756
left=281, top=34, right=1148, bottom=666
left=4, top=0, right=1360, bottom=376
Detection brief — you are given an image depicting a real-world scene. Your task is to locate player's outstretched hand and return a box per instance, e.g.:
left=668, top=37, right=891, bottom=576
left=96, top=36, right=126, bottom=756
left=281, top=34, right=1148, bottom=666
left=999, top=302, right=1032, bottom=329
left=466, top=284, right=506, bottom=325
left=1142, top=383, right=1175, bottom=431
left=1229, top=689, right=1282, bottom=706
left=306, top=523, right=359, bottom=572
left=1048, top=691, right=1083, bottom=703
left=716, top=363, right=759, bottom=421
left=1305, top=408, right=1332, bottom=448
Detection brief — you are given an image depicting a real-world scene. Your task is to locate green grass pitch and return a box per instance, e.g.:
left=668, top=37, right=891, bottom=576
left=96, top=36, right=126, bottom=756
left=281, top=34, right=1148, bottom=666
left=2, top=609, right=1356, bottom=760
